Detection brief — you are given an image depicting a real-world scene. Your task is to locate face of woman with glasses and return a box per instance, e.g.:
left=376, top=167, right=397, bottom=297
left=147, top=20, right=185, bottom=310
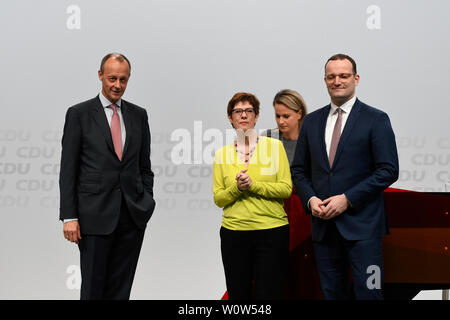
left=228, top=101, right=259, bottom=131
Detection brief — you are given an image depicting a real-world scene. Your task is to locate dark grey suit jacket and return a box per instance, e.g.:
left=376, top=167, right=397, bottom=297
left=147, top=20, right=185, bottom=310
left=59, top=95, right=155, bottom=234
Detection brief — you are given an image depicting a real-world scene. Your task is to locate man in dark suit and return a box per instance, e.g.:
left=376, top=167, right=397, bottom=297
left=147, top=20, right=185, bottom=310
left=59, top=53, right=155, bottom=300
left=291, top=54, right=399, bottom=299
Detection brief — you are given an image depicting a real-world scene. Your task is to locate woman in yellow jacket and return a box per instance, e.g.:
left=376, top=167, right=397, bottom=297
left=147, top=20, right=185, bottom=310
left=213, top=92, right=292, bottom=300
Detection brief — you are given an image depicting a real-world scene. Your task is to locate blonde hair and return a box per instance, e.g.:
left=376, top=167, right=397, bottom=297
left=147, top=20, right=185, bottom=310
left=273, top=89, right=307, bottom=126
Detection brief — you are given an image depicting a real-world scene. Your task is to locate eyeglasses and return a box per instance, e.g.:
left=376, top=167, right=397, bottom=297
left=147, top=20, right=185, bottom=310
left=232, top=108, right=255, bottom=116
left=325, top=73, right=355, bottom=81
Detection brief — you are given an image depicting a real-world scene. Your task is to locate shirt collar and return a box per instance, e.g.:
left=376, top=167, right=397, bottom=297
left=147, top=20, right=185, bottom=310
left=330, top=96, right=356, bottom=115
left=99, top=92, right=122, bottom=109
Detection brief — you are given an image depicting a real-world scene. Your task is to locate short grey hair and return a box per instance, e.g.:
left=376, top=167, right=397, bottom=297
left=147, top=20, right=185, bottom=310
left=99, top=53, right=131, bottom=73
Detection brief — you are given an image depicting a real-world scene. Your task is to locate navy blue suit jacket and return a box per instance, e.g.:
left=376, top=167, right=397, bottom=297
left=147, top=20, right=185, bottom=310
left=291, top=98, right=399, bottom=242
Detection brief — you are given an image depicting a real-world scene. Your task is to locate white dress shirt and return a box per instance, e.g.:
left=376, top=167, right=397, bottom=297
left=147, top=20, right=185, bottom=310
left=324, top=96, right=356, bottom=156
left=64, top=93, right=126, bottom=224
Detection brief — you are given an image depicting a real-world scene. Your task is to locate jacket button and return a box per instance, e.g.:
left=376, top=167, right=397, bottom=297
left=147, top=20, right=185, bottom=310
left=117, top=188, right=121, bottom=192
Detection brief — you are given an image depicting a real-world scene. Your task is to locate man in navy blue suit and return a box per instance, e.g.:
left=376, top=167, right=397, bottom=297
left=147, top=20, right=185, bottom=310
left=291, top=54, right=399, bottom=299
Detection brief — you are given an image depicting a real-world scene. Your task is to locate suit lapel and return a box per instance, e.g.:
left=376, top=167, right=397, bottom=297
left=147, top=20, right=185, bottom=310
left=332, top=98, right=362, bottom=168
left=91, top=96, right=115, bottom=155
left=319, top=105, right=331, bottom=168
left=121, top=100, right=132, bottom=159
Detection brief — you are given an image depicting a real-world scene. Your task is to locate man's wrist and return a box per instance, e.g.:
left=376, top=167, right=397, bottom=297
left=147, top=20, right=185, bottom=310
left=307, top=196, right=318, bottom=209
left=342, top=193, right=352, bottom=207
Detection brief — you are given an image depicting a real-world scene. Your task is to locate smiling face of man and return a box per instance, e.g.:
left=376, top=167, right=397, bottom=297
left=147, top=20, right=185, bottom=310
left=324, top=58, right=359, bottom=106
left=98, top=57, right=130, bottom=104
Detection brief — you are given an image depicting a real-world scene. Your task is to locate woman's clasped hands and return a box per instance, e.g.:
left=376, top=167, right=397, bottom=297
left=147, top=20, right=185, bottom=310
left=236, top=169, right=252, bottom=191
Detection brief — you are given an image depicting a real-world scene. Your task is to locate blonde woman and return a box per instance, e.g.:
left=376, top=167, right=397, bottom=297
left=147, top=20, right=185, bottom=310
left=265, top=89, right=307, bottom=164
left=266, top=89, right=323, bottom=299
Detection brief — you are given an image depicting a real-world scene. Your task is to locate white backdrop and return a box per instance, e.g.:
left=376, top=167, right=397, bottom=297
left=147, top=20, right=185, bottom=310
left=1, top=0, right=449, bottom=299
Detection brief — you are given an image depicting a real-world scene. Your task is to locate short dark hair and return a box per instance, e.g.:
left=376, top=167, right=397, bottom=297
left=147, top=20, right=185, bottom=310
left=325, top=53, right=357, bottom=75
left=100, top=53, right=131, bottom=73
left=227, top=92, right=260, bottom=117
